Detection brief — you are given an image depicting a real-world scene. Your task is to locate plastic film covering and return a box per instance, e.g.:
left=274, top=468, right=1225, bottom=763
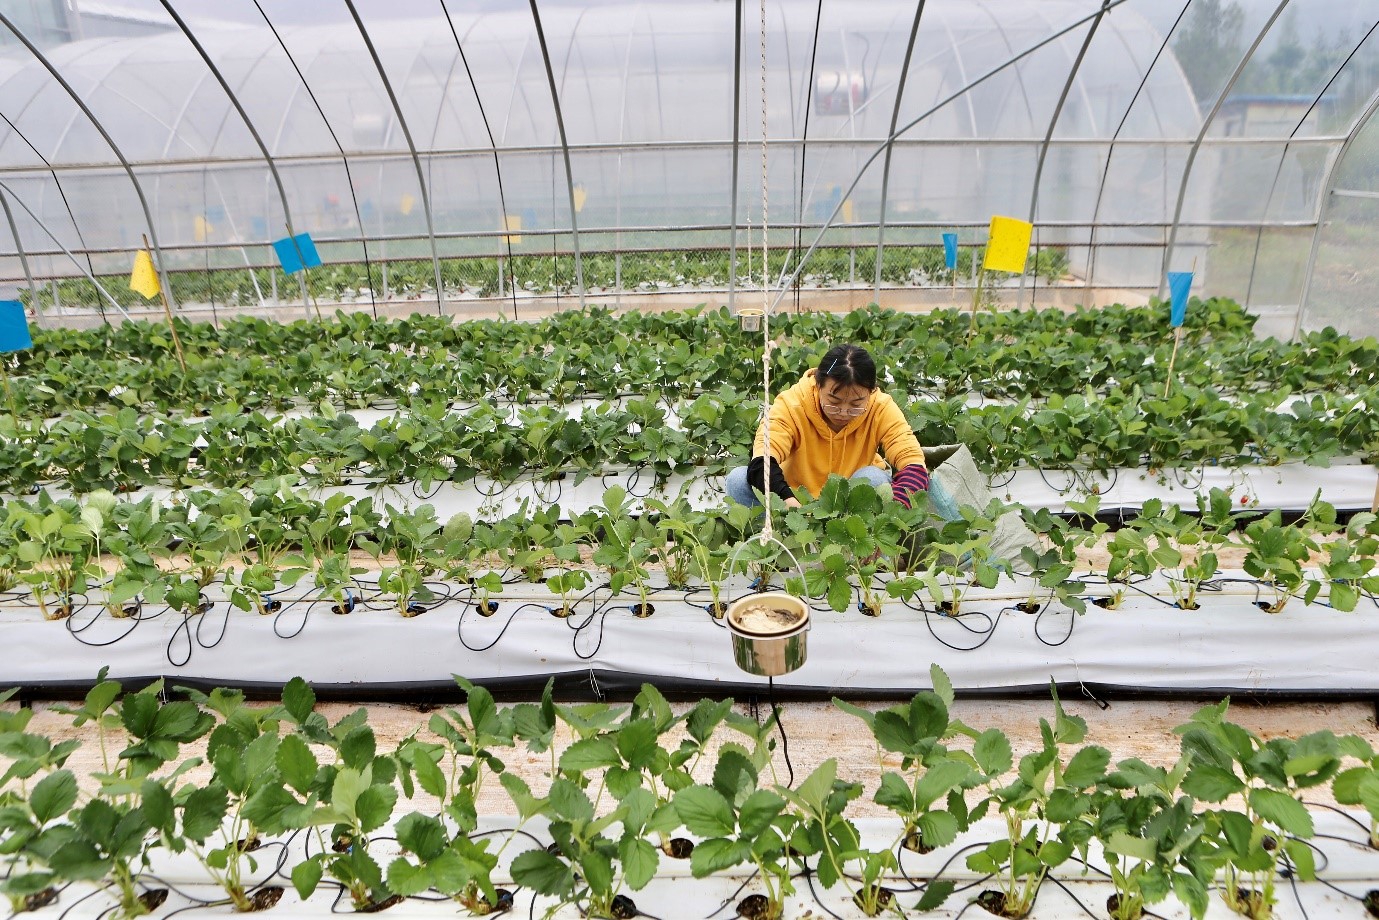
left=0, top=0, right=1376, bottom=333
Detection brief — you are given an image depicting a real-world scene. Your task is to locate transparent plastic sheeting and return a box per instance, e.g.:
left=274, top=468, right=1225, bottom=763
left=19, top=813, right=1379, bottom=920
left=3, top=572, right=1377, bottom=694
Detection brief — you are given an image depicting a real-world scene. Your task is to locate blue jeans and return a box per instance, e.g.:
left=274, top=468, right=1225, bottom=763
left=724, top=464, right=892, bottom=508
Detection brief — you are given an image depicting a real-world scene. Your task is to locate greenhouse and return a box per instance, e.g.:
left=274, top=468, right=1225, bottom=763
left=2, top=1, right=1379, bottom=919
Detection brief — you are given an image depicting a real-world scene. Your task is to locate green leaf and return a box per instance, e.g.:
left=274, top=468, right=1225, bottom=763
left=912, top=879, right=956, bottom=913
left=292, top=858, right=323, bottom=900
left=385, top=858, right=429, bottom=897
left=930, top=665, right=954, bottom=709
left=620, top=835, right=658, bottom=890
left=394, top=813, right=447, bottom=862
left=29, top=770, right=77, bottom=824
left=793, top=759, right=837, bottom=813
left=1103, top=831, right=1156, bottom=863
left=276, top=734, right=318, bottom=794
left=558, top=737, right=621, bottom=773
left=283, top=677, right=315, bottom=724
left=1063, top=746, right=1111, bottom=789
left=973, top=729, right=1013, bottom=777
left=874, top=772, right=914, bottom=814
left=549, top=778, right=594, bottom=823
left=1181, top=764, right=1244, bottom=803
left=737, top=789, right=785, bottom=838
left=917, top=811, right=960, bottom=849
left=1249, top=789, right=1313, bottom=837
left=616, top=720, right=661, bottom=771
left=341, top=726, right=376, bottom=771
left=355, top=785, right=398, bottom=833
left=673, top=786, right=735, bottom=837
left=1283, top=837, right=1316, bottom=880
left=139, top=779, right=174, bottom=833
left=1173, top=872, right=1209, bottom=920
left=183, top=785, right=229, bottom=842
left=412, top=749, right=447, bottom=800
left=511, top=849, right=573, bottom=896
left=689, top=837, right=751, bottom=878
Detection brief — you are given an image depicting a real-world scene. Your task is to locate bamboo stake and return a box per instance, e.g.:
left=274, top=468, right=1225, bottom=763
left=144, top=233, right=187, bottom=375
left=0, top=362, right=16, bottom=419
left=1371, top=466, right=1378, bottom=513
left=966, top=267, right=986, bottom=345
left=1163, top=326, right=1184, bottom=398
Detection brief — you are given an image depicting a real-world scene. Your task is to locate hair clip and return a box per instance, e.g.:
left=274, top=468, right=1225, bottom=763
left=827, top=358, right=839, bottom=374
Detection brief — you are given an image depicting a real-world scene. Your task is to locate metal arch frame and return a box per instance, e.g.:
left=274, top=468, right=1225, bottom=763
left=1244, top=17, right=1379, bottom=312
left=252, top=1, right=379, bottom=317
left=790, top=0, right=823, bottom=312
left=611, top=5, right=648, bottom=308
left=1022, top=0, right=1111, bottom=308
left=1083, top=0, right=1193, bottom=292
left=526, top=0, right=586, bottom=310
left=0, top=110, right=101, bottom=289
left=158, top=0, right=316, bottom=319
left=1158, top=0, right=1291, bottom=298
left=0, top=13, right=176, bottom=309
left=766, top=0, right=1129, bottom=314
left=343, top=0, right=447, bottom=315
left=871, top=0, right=926, bottom=299
left=0, top=185, right=40, bottom=322
left=0, top=178, right=129, bottom=318
left=1293, top=82, right=1379, bottom=341
left=438, top=1, right=522, bottom=317
left=728, top=0, right=743, bottom=312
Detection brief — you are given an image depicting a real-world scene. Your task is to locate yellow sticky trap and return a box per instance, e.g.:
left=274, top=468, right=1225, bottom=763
left=400, top=194, right=415, bottom=216
left=502, top=214, right=523, bottom=245
left=983, top=215, right=1033, bottom=274
left=193, top=215, right=212, bottom=242
left=572, top=184, right=587, bottom=214
left=129, top=250, right=161, bottom=300
left=841, top=199, right=855, bottom=224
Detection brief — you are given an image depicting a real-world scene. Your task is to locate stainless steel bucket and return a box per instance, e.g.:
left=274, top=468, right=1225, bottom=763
left=725, top=592, right=810, bottom=677
left=737, top=309, right=764, bottom=332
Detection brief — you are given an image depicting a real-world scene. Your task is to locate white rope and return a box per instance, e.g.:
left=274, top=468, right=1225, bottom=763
left=758, top=0, right=774, bottom=542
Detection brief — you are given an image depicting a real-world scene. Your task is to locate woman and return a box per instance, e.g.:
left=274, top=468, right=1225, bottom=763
left=726, top=343, right=930, bottom=508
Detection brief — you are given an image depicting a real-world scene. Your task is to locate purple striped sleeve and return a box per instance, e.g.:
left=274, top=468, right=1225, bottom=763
left=891, top=465, right=929, bottom=508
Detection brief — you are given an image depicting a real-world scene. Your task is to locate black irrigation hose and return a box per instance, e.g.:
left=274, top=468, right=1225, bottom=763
left=910, top=598, right=1001, bottom=653
left=766, top=676, right=793, bottom=789
left=64, top=594, right=152, bottom=648
left=1044, top=874, right=1103, bottom=920
left=1032, top=601, right=1076, bottom=647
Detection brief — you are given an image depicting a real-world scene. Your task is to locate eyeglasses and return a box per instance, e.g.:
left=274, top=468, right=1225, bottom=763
left=821, top=400, right=869, bottom=418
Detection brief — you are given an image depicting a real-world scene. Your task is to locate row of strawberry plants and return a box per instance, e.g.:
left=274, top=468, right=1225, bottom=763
left=4, top=669, right=1379, bottom=920
left=11, top=303, right=1377, bottom=417
left=1, top=383, right=1375, bottom=497
left=4, top=476, right=1375, bottom=625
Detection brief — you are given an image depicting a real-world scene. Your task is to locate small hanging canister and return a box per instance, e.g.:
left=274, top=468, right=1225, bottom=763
left=724, top=592, right=809, bottom=677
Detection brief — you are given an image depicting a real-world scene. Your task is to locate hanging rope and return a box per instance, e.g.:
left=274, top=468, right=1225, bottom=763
left=758, top=0, right=775, bottom=543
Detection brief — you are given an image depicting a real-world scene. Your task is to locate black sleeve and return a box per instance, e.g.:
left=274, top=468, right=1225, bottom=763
left=747, top=455, right=794, bottom=500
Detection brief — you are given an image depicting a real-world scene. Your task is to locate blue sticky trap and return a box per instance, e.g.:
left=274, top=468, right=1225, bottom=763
left=0, top=301, right=32, bottom=353
left=942, top=232, right=958, bottom=271
left=1167, top=271, right=1194, bottom=327
left=273, top=233, right=322, bottom=275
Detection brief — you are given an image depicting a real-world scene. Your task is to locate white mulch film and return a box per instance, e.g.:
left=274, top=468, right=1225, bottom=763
left=4, top=570, right=1377, bottom=693
left=11, top=814, right=1379, bottom=919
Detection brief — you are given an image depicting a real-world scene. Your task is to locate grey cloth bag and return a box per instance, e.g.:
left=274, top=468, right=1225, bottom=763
left=922, top=443, right=1039, bottom=566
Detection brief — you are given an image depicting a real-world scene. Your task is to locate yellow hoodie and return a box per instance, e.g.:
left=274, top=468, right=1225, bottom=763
left=752, top=369, right=926, bottom=497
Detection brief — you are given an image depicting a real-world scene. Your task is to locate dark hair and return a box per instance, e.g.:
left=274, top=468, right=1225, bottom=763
left=817, top=344, right=876, bottom=390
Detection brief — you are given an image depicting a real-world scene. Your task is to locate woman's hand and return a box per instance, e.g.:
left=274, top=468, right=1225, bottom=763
left=784, top=497, right=801, bottom=509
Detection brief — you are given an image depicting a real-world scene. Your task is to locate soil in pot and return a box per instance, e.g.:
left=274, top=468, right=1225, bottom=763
left=1106, top=893, right=1141, bottom=920
left=736, top=894, right=778, bottom=920
left=730, top=601, right=802, bottom=631
left=1363, top=890, right=1379, bottom=918
left=1177, top=600, right=1201, bottom=610
left=244, top=887, right=284, bottom=912
left=707, top=602, right=727, bottom=619
left=631, top=603, right=655, bottom=618
left=401, top=602, right=427, bottom=618
left=1091, top=596, right=1119, bottom=609
left=901, top=829, right=934, bottom=854
left=662, top=838, right=694, bottom=859
left=1232, top=888, right=1270, bottom=919
left=332, top=832, right=354, bottom=853
left=467, top=888, right=513, bottom=915
left=357, top=895, right=404, bottom=913
left=549, top=605, right=573, bottom=619
left=236, top=835, right=261, bottom=853
left=852, top=885, right=895, bottom=916
left=938, top=600, right=958, bottom=615
left=1255, top=601, right=1284, bottom=614
left=139, top=889, right=169, bottom=913
left=22, top=888, right=58, bottom=912
left=331, top=599, right=356, bottom=615
left=609, top=894, right=637, bottom=919
left=858, top=602, right=881, bottom=617
left=1015, top=602, right=1041, bottom=614
left=262, top=598, right=282, bottom=614
left=975, top=890, right=1029, bottom=919
left=476, top=600, right=499, bottom=617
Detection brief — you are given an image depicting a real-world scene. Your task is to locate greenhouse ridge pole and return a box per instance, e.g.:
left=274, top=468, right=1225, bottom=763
left=767, top=0, right=1128, bottom=313
left=0, top=179, right=131, bottom=319
left=158, top=0, right=314, bottom=321
left=0, top=11, right=177, bottom=314
left=873, top=0, right=927, bottom=301
left=0, top=187, right=41, bottom=326
left=439, top=0, right=521, bottom=321
left=1159, top=0, right=1290, bottom=301
left=344, top=0, right=447, bottom=316
left=728, top=0, right=743, bottom=312
left=1024, top=0, right=1111, bottom=309
left=1294, top=84, right=1379, bottom=343
left=528, top=0, right=586, bottom=311
left=1243, top=19, right=1379, bottom=314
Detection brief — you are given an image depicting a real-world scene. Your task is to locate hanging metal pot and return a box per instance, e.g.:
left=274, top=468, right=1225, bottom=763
left=737, top=308, right=764, bottom=332
left=725, top=592, right=809, bottom=677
